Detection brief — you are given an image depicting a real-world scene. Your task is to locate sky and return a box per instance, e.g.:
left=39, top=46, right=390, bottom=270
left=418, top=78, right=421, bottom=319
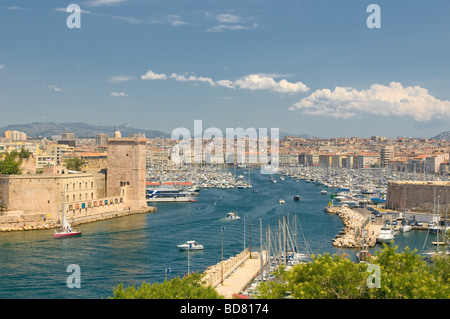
left=0, top=0, right=449, bottom=139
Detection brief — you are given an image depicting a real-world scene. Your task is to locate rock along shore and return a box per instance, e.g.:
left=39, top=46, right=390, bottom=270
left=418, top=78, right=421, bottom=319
left=0, top=206, right=157, bottom=232
left=325, top=206, right=381, bottom=248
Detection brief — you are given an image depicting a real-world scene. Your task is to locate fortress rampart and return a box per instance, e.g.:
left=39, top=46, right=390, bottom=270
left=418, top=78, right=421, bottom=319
left=386, top=181, right=450, bottom=215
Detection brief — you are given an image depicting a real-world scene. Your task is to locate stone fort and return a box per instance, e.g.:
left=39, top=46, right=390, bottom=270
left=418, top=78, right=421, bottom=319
left=0, top=131, right=153, bottom=231
left=386, top=181, right=450, bottom=216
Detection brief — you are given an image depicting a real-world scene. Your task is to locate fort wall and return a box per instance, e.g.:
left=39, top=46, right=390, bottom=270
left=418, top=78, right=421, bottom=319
left=386, top=181, right=450, bottom=215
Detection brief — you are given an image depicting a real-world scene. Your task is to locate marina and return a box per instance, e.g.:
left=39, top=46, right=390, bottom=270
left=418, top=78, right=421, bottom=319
left=0, top=166, right=447, bottom=298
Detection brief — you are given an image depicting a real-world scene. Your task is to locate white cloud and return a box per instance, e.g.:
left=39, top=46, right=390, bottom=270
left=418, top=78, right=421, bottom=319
left=206, top=23, right=258, bottom=32
left=4, top=6, right=29, bottom=11
left=141, top=70, right=309, bottom=93
left=289, top=82, right=450, bottom=121
left=141, top=70, right=167, bottom=80
left=110, top=91, right=128, bottom=97
left=110, top=15, right=141, bottom=24
left=54, top=7, right=92, bottom=14
left=215, top=14, right=244, bottom=24
left=216, top=80, right=235, bottom=89
left=205, top=12, right=257, bottom=32
left=108, top=76, right=133, bottom=83
left=0, top=64, right=4, bottom=70
left=169, top=73, right=215, bottom=87
left=84, top=0, right=127, bottom=7
left=166, top=15, right=190, bottom=26
left=48, top=85, right=62, bottom=92
left=233, top=74, right=309, bottom=93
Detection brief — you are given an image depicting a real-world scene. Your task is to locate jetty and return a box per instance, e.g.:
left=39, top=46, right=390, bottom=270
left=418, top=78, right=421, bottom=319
left=203, top=249, right=267, bottom=298
left=325, top=206, right=382, bottom=248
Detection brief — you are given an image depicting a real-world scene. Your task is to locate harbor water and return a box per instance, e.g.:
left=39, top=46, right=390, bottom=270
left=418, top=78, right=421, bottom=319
left=0, top=168, right=437, bottom=299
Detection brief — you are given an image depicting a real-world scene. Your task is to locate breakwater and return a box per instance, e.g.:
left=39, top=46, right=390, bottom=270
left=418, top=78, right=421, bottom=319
left=325, top=206, right=381, bottom=248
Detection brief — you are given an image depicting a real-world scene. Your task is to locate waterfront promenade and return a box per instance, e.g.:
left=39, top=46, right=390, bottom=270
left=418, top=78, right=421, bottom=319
left=203, top=249, right=267, bottom=298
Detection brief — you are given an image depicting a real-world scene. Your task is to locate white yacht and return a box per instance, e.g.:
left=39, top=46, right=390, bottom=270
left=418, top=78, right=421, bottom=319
left=400, top=222, right=412, bottom=232
left=377, top=225, right=395, bottom=243
left=177, top=241, right=204, bottom=251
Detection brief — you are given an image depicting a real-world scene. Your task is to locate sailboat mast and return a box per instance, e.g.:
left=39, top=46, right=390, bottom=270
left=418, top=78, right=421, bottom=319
left=259, top=218, right=263, bottom=281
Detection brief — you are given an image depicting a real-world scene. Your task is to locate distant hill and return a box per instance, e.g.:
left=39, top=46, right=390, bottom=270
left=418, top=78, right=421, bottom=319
left=279, top=132, right=313, bottom=139
left=430, top=131, right=450, bottom=141
left=0, top=122, right=168, bottom=139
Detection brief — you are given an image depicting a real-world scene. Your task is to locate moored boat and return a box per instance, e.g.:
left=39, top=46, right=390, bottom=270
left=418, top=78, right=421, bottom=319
left=376, top=225, right=395, bottom=243
left=177, top=240, right=204, bottom=251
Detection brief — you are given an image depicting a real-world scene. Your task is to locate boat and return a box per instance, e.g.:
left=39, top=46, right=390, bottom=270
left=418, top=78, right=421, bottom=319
left=225, top=211, right=241, bottom=220
left=177, top=240, right=204, bottom=251
left=370, top=194, right=386, bottom=204
left=279, top=199, right=285, bottom=204
left=252, top=188, right=258, bottom=193
left=320, top=190, right=327, bottom=195
left=54, top=186, right=81, bottom=238
left=376, top=225, right=395, bottom=243
left=146, top=184, right=199, bottom=202
left=428, top=222, right=440, bottom=234
left=147, top=137, right=199, bottom=203
left=400, top=221, right=412, bottom=232
left=293, top=194, right=300, bottom=201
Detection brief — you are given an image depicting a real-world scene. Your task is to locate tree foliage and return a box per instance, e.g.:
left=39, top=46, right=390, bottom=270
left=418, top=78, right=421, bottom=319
left=0, top=152, right=22, bottom=174
left=257, top=244, right=450, bottom=299
left=63, top=158, right=85, bottom=171
left=110, top=273, right=223, bottom=299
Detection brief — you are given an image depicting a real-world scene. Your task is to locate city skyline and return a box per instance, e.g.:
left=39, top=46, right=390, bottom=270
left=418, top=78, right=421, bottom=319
left=1, top=0, right=449, bottom=139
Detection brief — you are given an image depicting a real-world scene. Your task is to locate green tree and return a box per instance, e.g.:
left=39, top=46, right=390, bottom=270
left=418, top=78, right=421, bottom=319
left=258, top=253, right=370, bottom=299
left=110, top=273, right=223, bottom=299
left=0, top=152, right=22, bottom=174
left=18, top=148, right=32, bottom=159
left=63, top=158, right=85, bottom=171
left=257, top=245, right=450, bottom=299
left=369, top=244, right=450, bottom=299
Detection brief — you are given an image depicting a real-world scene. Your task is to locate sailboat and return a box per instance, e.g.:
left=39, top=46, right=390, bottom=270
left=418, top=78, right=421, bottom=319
left=54, top=185, right=81, bottom=238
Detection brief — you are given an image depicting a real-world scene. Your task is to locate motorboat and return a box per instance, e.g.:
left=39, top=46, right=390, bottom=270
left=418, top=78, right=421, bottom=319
left=400, top=221, right=412, bottom=232
left=293, top=194, right=300, bottom=201
left=177, top=241, right=204, bottom=251
left=225, top=211, right=241, bottom=220
left=321, top=190, right=327, bottom=195
left=377, top=225, right=395, bottom=243
left=279, top=199, right=285, bottom=204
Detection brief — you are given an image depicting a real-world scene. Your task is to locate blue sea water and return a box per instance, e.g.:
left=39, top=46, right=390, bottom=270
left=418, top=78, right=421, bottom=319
left=0, top=169, right=436, bottom=299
